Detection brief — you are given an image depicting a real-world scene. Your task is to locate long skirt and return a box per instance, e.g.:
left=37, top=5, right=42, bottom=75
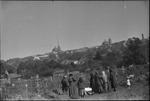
left=78, top=88, right=84, bottom=96
left=69, top=85, right=79, bottom=99
left=95, top=83, right=103, bottom=93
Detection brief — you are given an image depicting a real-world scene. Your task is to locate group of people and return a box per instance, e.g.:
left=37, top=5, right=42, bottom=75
left=61, top=66, right=117, bottom=99
left=61, top=74, right=85, bottom=99
left=90, top=67, right=117, bottom=94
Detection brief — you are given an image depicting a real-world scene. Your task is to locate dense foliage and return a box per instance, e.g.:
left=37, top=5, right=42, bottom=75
left=122, top=37, right=149, bottom=66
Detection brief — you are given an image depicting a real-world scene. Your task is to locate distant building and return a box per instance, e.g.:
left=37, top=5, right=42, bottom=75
left=108, top=37, right=112, bottom=44
left=142, top=33, right=144, bottom=40
left=102, top=39, right=109, bottom=45
left=102, top=39, right=108, bottom=45
left=33, top=57, right=40, bottom=60
left=73, top=47, right=88, bottom=53
left=102, top=37, right=112, bottom=45
left=33, top=54, right=49, bottom=60
left=52, top=42, right=62, bottom=53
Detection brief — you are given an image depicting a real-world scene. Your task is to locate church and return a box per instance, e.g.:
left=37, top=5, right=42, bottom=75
left=102, top=37, right=112, bottom=45
left=52, top=42, right=62, bottom=54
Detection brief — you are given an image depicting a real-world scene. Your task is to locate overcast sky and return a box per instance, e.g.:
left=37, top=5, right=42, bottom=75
left=1, top=1, right=149, bottom=60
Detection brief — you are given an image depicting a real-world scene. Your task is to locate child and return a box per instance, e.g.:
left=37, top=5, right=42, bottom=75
left=77, top=77, right=85, bottom=98
left=127, top=77, right=131, bottom=90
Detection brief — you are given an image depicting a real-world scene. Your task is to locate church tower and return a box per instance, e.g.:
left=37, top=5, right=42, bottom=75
left=108, top=37, right=112, bottom=44
left=57, top=41, right=61, bottom=52
left=142, top=33, right=144, bottom=40
left=52, top=41, right=62, bottom=53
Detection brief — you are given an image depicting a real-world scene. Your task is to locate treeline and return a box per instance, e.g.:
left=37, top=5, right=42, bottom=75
left=95, top=37, right=149, bottom=67
left=1, top=37, right=149, bottom=79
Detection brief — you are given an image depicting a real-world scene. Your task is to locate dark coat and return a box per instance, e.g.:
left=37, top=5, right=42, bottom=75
left=77, top=78, right=85, bottom=89
left=68, top=77, right=79, bottom=99
left=110, top=71, right=117, bottom=88
left=61, top=78, right=68, bottom=88
left=94, top=74, right=103, bottom=93
left=90, top=74, right=95, bottom=92
left=77, top=78, right=85, bottom=96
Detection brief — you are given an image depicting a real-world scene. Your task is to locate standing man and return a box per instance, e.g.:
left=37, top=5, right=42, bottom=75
left=61, top=76, right=68, bottom=95
left=110, top=69, right=117, bottom=92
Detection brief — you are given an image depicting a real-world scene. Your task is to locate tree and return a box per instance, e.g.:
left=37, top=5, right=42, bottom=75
left=139, top=39, right=149, bottom=64
left=0, top=61, right=6, bottom=74
left=122, top=37, right=145, bottom=66
left=102, top=51, right=117, bottom=66
left=0, top=61, right=16, bottom=74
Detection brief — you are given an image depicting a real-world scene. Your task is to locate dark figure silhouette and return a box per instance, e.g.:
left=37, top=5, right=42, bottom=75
left=90, top=73, right=95, bottom=93
left=110, top=69, right=117, bottom=92
left=61, top=76, right=68, bottom=94
left=68, top=74, right=79, bottom=99
left=94, top=72, right=103, bottom=94
left=77, top=77, right=85, bottom=98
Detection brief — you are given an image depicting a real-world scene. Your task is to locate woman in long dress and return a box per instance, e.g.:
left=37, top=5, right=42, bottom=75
left=94, top=72, right=103, bottom=94
left=77, top=77, right=85, bottom=98
left=68, top=74, right=79, bottom=99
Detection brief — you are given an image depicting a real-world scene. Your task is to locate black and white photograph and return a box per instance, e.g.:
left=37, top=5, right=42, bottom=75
left=0, top=0, right=149, bottom=100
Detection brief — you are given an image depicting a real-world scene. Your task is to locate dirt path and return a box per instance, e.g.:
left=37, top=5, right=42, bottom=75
left=58, top=82, right=149, bottom=100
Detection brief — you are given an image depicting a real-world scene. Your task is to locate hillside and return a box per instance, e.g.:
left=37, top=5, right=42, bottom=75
left=0, top=37, right=149, bottom=78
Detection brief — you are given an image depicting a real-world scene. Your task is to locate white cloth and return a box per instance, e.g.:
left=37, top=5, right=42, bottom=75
left=85, top=87, right=92, bottom=92
left=127, top=79, right=131, bottom=86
